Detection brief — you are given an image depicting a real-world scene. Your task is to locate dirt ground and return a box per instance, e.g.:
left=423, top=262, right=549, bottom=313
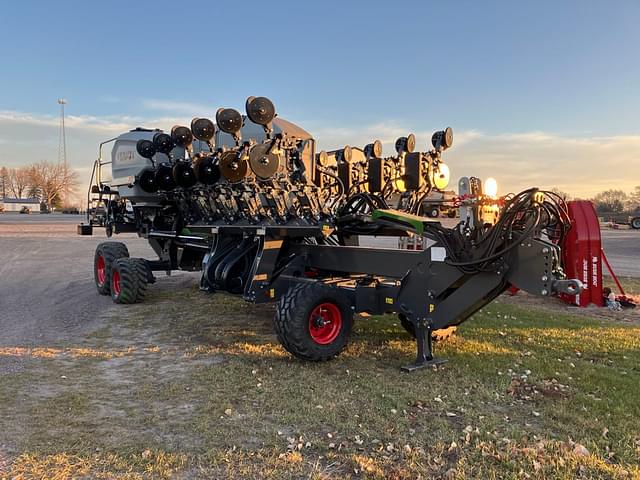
left=1, top=219, right=635, bottom=353
left=0, top=219, right=638, bottom=478
left=498, top=288, right=639, bottom=325
left=0, top=227, right=191, bottom=346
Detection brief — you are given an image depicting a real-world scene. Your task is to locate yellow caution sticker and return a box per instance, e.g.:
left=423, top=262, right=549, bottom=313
left=322, top=224, right=334, bottom=236
left=385, top=297, right=394, bottom=305
left=264, top=240, right=283, bottom=250
left=269, top=288, right=275, bottom=298
left=429, top=304, right=435, bottom=313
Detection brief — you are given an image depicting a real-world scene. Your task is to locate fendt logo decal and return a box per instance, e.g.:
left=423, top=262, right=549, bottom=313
left=117, top=150, right=135, bottom=164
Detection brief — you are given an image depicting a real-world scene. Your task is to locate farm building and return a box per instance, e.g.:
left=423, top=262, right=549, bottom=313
left=1, top=197, right=41, bottom=213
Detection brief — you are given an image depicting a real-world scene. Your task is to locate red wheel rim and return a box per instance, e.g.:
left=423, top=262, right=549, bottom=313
left=96, top=255, right=106, bottom=286
left=111, top=270, right=121, bottom=297
left=308, top=303, right=342, bottom=345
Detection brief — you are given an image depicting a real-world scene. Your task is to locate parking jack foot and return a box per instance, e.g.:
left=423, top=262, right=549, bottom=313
left=401, top=322, right=447, bottom=372
left=401, top=357, right=448, bottom=372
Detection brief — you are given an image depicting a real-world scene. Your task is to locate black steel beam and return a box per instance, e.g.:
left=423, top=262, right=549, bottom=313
left=288, top=244, right=425, bottom=278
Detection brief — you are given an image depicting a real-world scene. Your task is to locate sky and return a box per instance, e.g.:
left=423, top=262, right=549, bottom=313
left=0, top=0, right=639, bottom=199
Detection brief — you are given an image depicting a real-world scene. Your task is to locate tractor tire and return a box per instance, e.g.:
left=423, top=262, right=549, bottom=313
left=94, top=241, right=129, bottom=295
left=110, top=258, right=149, bottom=304
left=399, top=314, right=457, bottom=342
left=274, top=282, right=353, bottom=361
left=631, top=217, right=640, bottom=229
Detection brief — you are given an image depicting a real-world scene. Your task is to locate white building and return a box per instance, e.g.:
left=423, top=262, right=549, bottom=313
left=1, top=198, right=41, bottom=213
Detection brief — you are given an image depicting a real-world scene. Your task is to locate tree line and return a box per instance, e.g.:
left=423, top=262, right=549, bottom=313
left=552, top=186, right=640, bottom=215
left=0, top=161, right=78, bottom=209
left=590, top=187, right=640, bottom=215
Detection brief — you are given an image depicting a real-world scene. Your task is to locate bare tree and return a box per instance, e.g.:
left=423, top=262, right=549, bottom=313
left=6, top=167, right=31, bottom=199
left=0, top=167, right=8, bottom=198
left=592, top=189, right=628, bottom=214
left=550, top=187, right=572, bottom=201
left=628, top=186, right=640, bottom=212
left=28, top=161, right=78, bottom=208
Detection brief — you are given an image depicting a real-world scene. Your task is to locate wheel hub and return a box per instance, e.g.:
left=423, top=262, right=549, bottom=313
left=111, top=270, right=121, bottom=296
left=312, top=316, right=328, bottom=328
left=308, top=303, right=342, bottom=345
left=96, top=255, right=106, bottom=286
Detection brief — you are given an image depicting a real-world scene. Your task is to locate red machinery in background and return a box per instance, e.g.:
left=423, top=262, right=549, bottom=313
left=560, top=201, right=603, bottom=307
left=559, top=200, right=629, bottom=307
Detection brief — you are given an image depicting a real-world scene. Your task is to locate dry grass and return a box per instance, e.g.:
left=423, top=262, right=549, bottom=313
left=1, top=283, right=639, bottom=479
left=606, top=275, right=640, bottom=297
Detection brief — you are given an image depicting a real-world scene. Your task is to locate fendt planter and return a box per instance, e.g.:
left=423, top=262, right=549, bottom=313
left=79, top=97, right=582, bottom=371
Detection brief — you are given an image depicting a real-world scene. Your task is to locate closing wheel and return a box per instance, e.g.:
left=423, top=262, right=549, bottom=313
left=631, top=217, right=640, bottom=229
left=429, top=208, right=440, bottom=218
left=274, top=283, right=353, bottom=361
left=110, top=258, right=149, bottom=304
left=94, top=242, right=129, bottom=295
left=399, top=314, right=457, bottom=342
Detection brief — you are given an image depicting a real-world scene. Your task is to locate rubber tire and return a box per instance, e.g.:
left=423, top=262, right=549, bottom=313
left=274, top=282, right=353, bottom=361
left=631, top=217, right=640, bottom=229
left=94, top=242, right=129, bottom=295
left=429, top=208, right=439, bottom=218
left=399, top=314, right=457, bottom=342
left=110, top=258, right=149, bottom=304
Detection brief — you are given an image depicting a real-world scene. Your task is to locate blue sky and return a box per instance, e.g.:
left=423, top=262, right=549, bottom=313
left=1, top=0, right=639, bottom=198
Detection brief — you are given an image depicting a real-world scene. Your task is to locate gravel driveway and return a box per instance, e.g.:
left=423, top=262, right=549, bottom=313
left=0, top=220, right=196, bottom=350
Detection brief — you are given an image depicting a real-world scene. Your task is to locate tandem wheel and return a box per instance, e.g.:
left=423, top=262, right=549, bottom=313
left=274, top=282, right=354, bottom=362
left=94, top=242, right=129, bottom=295
left=110, top=258, right=150, bottom=304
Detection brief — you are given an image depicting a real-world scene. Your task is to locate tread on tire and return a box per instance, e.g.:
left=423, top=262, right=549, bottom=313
left=110, top=257, right=149, bottom=304
left=274, top=282, right=353, bottom=362
left=94, top=242, right=129, bottom=295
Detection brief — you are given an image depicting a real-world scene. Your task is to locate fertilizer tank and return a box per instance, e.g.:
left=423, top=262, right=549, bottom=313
left=109, top=128, right=172, bottom=203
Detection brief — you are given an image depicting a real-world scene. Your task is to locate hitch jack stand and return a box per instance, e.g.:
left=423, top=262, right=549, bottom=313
left=401, top=320, right=447, bottom=372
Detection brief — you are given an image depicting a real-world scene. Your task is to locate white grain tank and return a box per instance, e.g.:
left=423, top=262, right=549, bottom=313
left=110, top=128, right=171, bottom=203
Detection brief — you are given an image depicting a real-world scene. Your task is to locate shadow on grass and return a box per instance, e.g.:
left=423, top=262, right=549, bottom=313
left=2, top=285, right=640, bottom=479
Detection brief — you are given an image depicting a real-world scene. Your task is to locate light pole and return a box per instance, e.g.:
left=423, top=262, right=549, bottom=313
left=58, top=98, right=67, bottom=168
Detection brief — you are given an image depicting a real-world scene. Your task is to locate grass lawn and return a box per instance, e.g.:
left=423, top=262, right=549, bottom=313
left=1, top=284, right=639, bottom=479
left=605, top=275, right=640, bottom=297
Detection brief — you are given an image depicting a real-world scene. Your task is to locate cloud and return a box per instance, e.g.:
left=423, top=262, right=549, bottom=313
left=311, top=121, right=409, bottom=152
left=312, top=124, right=639, bottom=198
left=0, top=108, right=637, bottom=202
left=142, top=99, right=211, bottom=115
left=0, top=110, right=137, bottom=134
left=446, top=131, right=640, bottom=198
